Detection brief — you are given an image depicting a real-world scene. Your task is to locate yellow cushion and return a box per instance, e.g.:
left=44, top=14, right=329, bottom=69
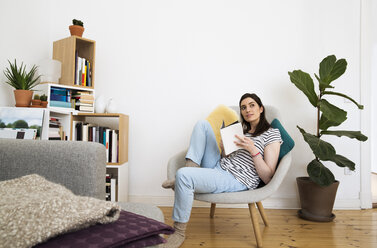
left=206, top=105, right=239, bottom=152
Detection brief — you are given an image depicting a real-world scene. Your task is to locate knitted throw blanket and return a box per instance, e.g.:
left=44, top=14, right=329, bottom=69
left=0, top=174, right=120, bottom=248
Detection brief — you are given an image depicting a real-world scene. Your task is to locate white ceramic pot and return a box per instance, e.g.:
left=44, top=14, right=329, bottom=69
left=106, top=98, right=117, bottom=113
left=95, top=95, right=106, bottom=113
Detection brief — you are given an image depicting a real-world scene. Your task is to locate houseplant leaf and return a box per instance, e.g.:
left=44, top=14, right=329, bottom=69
left=315, top=73, right=334, bottom=92
left=288, top=70, right=318, bottom=107
left=323, top=154, right=355, bottom=170
left=319, top=55, right=347, bottom=85
left=319, top=99, right=347, bottom=126
left=322, top=91, right=364, bottom=109
left=297, top=126, right=335, bottom=160
left=320, top=130, right=368, bottom=141
left=319, top=114, right=340, bottom=130
left=307, top=159, right=335, bottom=187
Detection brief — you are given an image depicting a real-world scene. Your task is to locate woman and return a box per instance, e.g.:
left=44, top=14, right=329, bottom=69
left=163, top=93, right=282, bottom=248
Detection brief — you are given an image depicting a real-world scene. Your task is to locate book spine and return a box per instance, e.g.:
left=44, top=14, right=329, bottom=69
left=106, top=129, right=111, bottom=162
left=74, top=50, right=78, bottom=85
left=110, top=178, right=116, bottom=202
left=111, top=130, right=118, bottom=163
left=49, top=100, right=72, bottom=108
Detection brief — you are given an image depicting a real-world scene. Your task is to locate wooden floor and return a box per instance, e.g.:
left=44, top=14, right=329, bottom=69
left=160, top=207, right=377, bottom=248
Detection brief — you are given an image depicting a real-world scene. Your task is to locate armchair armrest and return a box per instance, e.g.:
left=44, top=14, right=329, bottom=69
left=167, top=149, right=187, bottom=180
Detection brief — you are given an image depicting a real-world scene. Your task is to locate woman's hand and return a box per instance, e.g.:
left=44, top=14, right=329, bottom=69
left=234, top=134, right=259, bottom=155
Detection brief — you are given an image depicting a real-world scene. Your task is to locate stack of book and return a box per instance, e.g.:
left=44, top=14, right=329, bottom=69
left=48, top=116, right=65, bottom=140
left=105, top=174, right=117, bottom=202
left=74, top=51, right=92, bottom=87
left=72, top=121, right=119, bottom=163
left=72, top=91, right=94, bottom=112
left=49, top=87, right=73, bottom=109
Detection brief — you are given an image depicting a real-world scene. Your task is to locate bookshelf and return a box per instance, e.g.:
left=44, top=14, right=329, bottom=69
left=53, top=36, right=95, bottom=88
left=71, top=113, right=129, bottom=202
left=36, top=36, right=128, bottom=202
left=35, top=83, right=95, bottom=140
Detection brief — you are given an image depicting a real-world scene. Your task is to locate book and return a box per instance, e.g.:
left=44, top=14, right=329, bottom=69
left=77, top=105, right=94, bottom=112
left=106, top=174, right=111, bottom=201
left=75, top=122, right=83, bottom=141
left=72, top=94, right=94, bottom=100
left=106, top=129, right=111, bottom=162
left=111, top=130, right=118, bottom=163
left=220, top=121, right=244, bottom=156
left=82, top=124, right=89, bottom=141
left=110, top=178, right=116, bottom=202
left=50, top=100, right=72, bottom=108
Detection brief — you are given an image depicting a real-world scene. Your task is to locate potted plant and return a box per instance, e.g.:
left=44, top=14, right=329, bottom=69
left=40, top=94, right=48, bottom=108
left=3, top=59, right=41, bottom=107
left=69, top=19, right=84, bottom=37
left=288, top=55, right=368, bottom=222
left=31, top=94, right=41, bottom=107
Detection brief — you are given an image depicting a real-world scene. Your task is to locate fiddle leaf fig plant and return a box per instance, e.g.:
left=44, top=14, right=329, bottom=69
left=288, top=55, right=368, bottom=187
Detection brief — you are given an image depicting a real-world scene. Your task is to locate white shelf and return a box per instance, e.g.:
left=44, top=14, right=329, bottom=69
left=107, top=162, right=129, bottom=202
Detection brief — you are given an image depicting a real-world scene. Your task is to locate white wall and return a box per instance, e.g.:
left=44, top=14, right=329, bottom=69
left=0, top=0, right=371, bottom=209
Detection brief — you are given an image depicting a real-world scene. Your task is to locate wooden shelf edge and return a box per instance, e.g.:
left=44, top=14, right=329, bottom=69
left=76, top=113, right=127, bottom=117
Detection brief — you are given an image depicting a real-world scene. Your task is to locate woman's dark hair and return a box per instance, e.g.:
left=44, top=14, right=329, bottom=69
left=239, top=93, right=271, bottom=136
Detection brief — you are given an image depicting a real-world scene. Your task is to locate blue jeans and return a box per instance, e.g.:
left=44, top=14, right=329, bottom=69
left=173, top=120, right=247, bottom=223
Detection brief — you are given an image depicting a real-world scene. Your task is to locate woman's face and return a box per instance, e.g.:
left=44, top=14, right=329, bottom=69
left=240, top=97, right=263, bottom=124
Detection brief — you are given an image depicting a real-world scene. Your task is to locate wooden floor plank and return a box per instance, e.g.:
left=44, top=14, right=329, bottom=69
left=160, top=207, right=377, bottom=248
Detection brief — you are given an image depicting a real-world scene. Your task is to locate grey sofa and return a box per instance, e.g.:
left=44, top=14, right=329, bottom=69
left=0, top=138, right=164, bottom=241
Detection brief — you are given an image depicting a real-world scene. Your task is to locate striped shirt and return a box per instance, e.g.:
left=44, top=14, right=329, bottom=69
left=219, top=128, right=282, bottom=189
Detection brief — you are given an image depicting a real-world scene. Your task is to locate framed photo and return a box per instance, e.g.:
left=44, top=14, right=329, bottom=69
left=0, top=107, right=45, bottom=139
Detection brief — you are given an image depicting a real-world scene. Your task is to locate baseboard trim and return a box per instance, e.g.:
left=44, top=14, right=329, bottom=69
left=128, top=195, right=362, bottom=209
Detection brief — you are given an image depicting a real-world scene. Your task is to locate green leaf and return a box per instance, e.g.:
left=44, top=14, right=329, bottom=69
left=319, top=55, right=347, bottom=85
left=307, top=159, right=335, bottom=186
left=288, top=70, right=318, bottom=107
left=322, top=91, right=364, bottom=109
left=320, top=99, right=347, bottom=126
left=3, top=59, right=40, bottom=90
left=320, top=130, right=368, bottom=141
left=319, top=114, right=340, bottom=130
left=322, top=154, right=355, bottom=170
left=315, top=73, right=334, bottom=92
left=297, top=126, right=336, bottom=160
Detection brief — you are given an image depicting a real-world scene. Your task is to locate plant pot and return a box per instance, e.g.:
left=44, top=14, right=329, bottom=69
left=69, top=25, right=84, bottom=37
left=41, top=101, right=48, bottom=108
left=31, top=99, right=41, bottom=106
left=296, top=177, right=339, bottom=222
left=14, top=90, right=33, bottom=107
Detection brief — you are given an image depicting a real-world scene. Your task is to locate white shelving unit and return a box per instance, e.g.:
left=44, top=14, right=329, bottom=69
left=35, top=83, right=95, bottom=140
left=107, top=163, right=129, bottom=202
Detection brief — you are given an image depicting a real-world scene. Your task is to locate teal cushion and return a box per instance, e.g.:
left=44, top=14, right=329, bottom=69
left=271, top=118, right=295, bottom=162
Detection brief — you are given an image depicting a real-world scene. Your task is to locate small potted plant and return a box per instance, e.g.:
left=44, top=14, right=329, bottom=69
left=3, top=59, right=41, bottom=107
left=288, top=55, right=368, bottom=222
left=40, top=94, right=48, bottom=108
left=31, top=94, right=41, bottom=107
left=69, top=19, right=84, bottom=37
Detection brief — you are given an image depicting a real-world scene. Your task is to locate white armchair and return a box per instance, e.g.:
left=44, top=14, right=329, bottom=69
left=166, top=105, right=293, bottom=248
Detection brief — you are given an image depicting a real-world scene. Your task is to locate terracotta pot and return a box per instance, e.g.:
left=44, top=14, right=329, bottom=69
left=69, top=25, right=84, bottom=37
left=31, top=99, right=41, bottom=106
left=41, top=101, right=48, bottom=108
left=296, top=177, right=339, bottom=222
left=14, top=90, right=33, bottom=107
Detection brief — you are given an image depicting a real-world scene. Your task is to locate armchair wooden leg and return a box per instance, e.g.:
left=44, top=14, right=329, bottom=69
left=210, top=203, right=216, bottom=218
left=256, top=201, right=269, bottom=227
left=248, top=203, right=263, bottom=248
